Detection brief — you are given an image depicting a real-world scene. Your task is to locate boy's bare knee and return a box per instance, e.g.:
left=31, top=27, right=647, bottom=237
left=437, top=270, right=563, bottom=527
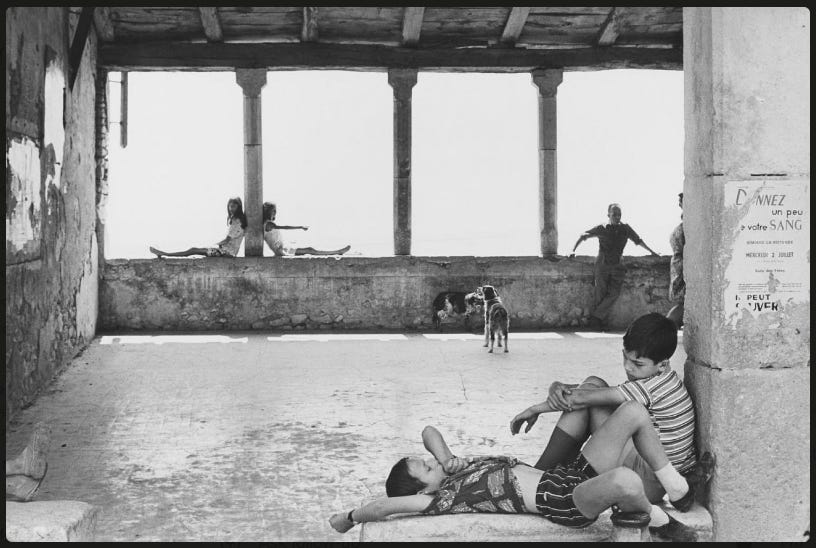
left=609, top=467, right=643, bottom=498
left=618, top=400, right=650, bottom=423
left=581, top=376, right=609, bottom=388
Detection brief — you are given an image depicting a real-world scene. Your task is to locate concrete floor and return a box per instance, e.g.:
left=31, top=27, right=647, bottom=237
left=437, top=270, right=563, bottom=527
left=6, top=329, right=686, bottom=542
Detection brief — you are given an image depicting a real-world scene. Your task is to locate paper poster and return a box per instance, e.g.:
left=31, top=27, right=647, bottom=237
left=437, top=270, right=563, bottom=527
left=722, top=179, right=810, bottom=326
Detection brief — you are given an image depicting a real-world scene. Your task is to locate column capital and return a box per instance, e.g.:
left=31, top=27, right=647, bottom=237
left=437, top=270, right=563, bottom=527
left=387, top=68, right=418, bottom=93
left=531, top=68, right=563, bottom=96
left=235, top=68, right=268, bottom=96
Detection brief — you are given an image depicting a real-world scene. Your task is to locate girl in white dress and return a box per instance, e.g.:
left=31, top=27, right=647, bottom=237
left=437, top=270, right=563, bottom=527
left=150, top=197, right=247, bottom=258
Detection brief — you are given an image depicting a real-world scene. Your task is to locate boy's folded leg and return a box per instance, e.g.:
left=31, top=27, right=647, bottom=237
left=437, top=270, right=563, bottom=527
left=649, top=514, right=698, bottom=542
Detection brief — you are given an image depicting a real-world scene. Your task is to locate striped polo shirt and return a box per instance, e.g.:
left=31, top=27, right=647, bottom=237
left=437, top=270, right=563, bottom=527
left=617, top=369, right=697, bottom=473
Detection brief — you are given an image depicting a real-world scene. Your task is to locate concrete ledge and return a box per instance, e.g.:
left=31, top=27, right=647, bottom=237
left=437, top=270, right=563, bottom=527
left=359, top=501, right=712, bottom=542
left=100, top=255, right=671, bottom=331
left=5, top=501, right=99, bottom=542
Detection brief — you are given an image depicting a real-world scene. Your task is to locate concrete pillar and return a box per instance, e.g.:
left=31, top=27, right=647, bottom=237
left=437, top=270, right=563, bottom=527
left=94, top=68, right=109, bottom=271
left=235, top=69, right=267, bottom=256
left=683, top=7, right=809, bottom=542
left=531, top=69, right=563, bottom=256
left=388, top=69, right=417, bottom=256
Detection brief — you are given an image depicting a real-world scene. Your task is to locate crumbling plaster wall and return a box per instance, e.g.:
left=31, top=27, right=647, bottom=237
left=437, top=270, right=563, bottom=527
left=5, top=7, right=99, bottom=422
left=100, top=256, right=670, bottom=332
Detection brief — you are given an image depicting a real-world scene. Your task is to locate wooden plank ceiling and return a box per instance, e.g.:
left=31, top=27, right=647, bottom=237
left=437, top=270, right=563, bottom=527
left=96, top=6, right=683, bottom=72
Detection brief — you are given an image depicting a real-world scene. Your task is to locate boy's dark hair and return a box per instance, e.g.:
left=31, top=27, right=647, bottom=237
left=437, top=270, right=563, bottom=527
left=623, top=312, right=678, bottom=363
left=385, top=457, right=426, bottom=497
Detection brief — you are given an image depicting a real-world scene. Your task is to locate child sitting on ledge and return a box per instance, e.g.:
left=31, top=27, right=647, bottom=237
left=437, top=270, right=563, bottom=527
left=263, top=202, right=350, bottom=257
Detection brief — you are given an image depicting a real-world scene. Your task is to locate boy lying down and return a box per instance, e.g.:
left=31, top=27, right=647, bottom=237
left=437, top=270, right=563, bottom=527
left=329, top=415, right=697, bottom=541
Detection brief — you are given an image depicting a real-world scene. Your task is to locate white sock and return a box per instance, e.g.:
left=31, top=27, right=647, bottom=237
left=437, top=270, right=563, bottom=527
left=649, top=505, right=670, bottom=528
left=654, top=463, right=689, bottom=501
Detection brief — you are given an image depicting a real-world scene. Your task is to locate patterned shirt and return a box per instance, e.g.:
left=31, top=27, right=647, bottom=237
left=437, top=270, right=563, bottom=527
left=421, top=457, right=527, bottom=515
left=586, top=223, right=643, bottom=265
left=616, top=369, right=697, bottom=473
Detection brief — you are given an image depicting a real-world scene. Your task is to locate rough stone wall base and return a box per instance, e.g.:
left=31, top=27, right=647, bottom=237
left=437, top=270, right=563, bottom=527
left=5, top=501, right=98, bottom=542
left=100, top=256, right=670, bottom=332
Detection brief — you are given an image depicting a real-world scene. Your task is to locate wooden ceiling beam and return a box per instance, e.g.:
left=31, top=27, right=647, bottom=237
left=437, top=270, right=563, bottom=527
left=597, top=7, right=621, bottom=46
left=99, top=42, right=682, bottom=72
left=198, top=8, right=223, bottom=42
left=500, top=7, right=530, bottom=46
left=69, top=7, right=95, bottom=89
left=301, top=7, right=319, bottom=42
left=93, top=7, right=114, bottom=42
left=401, top=7, right=425, bottom=47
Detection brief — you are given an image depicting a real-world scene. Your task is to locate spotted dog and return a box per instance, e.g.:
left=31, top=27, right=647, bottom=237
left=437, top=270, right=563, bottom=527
left=432, top=291, right=484, bottom=331
left=480, top=285, right=509, bottom=353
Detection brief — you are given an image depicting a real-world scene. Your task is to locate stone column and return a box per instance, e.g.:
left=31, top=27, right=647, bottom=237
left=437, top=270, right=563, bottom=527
left=388, top=69, right=417, bottom=256
left=683, top=7, right=809, bottom=542
left=94, top=68, right=109, bottom=271
left=531, top=69, right=563, bottom=256
left=235, top=69, right=267, bottom=256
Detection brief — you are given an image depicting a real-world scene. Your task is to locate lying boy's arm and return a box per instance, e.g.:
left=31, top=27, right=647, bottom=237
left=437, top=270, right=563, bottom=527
left=422, top=425, right=454, bottom=464
left=564, top=386, right=626, bottom=410
left=329, top=494, right=433, bottom=533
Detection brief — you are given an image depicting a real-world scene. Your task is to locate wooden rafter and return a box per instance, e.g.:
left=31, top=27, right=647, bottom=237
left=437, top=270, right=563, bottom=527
left=597, top=7, right=621, bottom=46
left=93, top=6, right=114, bottom=42
left=100, top=42, right=683, bottom=72
left=301, top=7, right=319, bottom=42
left=69, top=7, right=95, bottom=89
left=198, top=8, right=223, bottom=42
left=500, top=7, right=530, bottom=45
left=401, top=7, right=425, bottom=47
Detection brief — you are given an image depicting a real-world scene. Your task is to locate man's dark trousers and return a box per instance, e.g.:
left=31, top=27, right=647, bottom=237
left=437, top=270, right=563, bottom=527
left=592, top=262, right=626, bottom=323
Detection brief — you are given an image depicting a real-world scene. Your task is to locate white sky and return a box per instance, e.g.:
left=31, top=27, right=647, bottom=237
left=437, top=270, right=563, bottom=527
left=105, top=69, right=683, bottom=258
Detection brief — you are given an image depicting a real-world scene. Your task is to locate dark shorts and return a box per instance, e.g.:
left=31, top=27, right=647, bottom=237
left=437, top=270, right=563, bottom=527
left=535, top=454, right=598, bottom=528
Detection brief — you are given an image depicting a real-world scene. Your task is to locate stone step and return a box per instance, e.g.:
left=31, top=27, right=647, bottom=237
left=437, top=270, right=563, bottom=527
left=5, top=501, right=99, bottom=542
left=360, top=501, right=712, bottom=542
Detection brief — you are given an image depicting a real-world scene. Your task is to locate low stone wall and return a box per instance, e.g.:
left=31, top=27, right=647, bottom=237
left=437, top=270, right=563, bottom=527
left=99, top=255, right=671, bottom=332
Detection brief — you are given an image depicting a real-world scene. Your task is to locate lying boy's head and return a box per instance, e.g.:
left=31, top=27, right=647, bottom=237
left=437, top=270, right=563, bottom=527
left=385, top=457, right=446, bottom=497
left=621, top=313, right=677, bottom=379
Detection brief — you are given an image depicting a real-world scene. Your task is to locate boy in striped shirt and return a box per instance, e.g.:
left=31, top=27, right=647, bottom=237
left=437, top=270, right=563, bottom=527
left=510, top=313, right=709, bottom=540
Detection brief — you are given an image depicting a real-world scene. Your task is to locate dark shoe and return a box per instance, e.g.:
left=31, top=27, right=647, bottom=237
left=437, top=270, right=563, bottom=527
left=669, top=481, right=695, bottom=512
left=649, top=514, right=698, bottom=542
left=673, top=451, right=716, bottom=512
left=611, top=510, right=651, bottom=528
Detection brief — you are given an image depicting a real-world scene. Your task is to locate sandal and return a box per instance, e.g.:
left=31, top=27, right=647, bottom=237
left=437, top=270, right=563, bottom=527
left=650, top=514, right=698, bottom=542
